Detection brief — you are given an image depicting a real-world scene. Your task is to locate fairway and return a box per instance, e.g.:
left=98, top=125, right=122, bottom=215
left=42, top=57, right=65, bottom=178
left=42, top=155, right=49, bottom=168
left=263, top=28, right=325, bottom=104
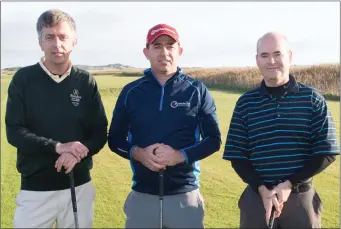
left=1, top=74, right=340, bottom=228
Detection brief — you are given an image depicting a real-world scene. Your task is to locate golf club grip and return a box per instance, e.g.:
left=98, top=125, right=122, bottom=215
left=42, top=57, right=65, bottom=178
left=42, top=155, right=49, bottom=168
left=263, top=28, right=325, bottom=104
left=69, top=171, right=77, bottom=212
left=268, top=206, right=276, bottom=228
left=159, top=170, right=164, bottom=198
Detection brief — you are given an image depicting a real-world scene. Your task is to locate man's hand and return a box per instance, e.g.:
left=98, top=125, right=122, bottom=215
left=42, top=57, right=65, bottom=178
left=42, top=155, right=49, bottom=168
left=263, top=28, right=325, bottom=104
left=55, top=152, right=78, bottom=174
left=55, top=141, right=89, bottom=162
left=154, top=144, right=186, bottom=166
left=258, top=185, right=283, bottom=225
left=273, top=180, right=292, bottom=205
left=132, top=143, right=166, bottom=172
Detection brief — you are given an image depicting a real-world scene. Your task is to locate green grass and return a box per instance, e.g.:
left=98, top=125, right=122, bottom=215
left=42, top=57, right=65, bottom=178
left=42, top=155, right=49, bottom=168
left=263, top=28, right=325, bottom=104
left=1, top=74, right=340, bottom=228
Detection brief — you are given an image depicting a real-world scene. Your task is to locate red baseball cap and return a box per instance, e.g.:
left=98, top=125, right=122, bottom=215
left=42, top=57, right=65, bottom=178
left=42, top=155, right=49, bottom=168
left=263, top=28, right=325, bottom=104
left=146, top=24, right=180, bottom=45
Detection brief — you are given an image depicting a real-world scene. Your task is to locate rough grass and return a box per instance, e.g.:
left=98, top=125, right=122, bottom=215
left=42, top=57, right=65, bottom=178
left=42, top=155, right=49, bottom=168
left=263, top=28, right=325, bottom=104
left=183, top=64, right=340, bottom=100
left=85, top=64, right=340, bottom=100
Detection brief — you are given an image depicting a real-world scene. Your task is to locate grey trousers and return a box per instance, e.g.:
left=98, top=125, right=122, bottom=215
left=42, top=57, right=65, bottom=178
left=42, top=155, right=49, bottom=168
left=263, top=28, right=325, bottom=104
left=239, top=185, right=322, bottom=228
left=123, top=189, right=205, bottom=228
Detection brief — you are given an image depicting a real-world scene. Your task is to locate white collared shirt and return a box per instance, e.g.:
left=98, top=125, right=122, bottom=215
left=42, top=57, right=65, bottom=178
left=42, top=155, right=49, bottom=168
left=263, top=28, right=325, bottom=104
left=39, top=57, right=72, bottom=83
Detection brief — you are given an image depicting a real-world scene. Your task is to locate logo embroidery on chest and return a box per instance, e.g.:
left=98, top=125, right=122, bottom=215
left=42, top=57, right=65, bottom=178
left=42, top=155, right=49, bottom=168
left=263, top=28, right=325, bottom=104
left=170, top=101, right=190, bottom=108
left=70, top=89, right=82, bottom=107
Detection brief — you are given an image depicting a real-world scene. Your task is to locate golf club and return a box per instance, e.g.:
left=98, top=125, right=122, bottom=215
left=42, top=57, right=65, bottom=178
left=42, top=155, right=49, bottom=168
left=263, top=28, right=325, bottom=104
left=69, top=170, right=79, bottom=228
left=268, top=206, right=276, bottom=229
left=159, top=169, right=164, bottom=229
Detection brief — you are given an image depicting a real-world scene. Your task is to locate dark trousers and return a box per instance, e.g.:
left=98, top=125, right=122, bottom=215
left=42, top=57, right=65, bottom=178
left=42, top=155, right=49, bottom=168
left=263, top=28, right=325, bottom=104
left=239, top=185, right=322, bottom=228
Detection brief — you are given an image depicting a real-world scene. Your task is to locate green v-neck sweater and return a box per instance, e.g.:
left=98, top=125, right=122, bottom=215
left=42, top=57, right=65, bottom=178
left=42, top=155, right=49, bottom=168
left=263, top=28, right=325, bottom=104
left=5, top=63, right=108, bottom=191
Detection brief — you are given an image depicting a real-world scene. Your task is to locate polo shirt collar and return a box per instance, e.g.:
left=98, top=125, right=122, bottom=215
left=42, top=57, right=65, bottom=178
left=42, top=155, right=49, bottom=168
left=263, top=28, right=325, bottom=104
left=258, top=74, right=299, bottom=96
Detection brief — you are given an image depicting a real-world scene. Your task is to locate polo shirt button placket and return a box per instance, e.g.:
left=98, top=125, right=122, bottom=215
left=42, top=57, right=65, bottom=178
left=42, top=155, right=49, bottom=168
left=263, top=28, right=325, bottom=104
left=276, top=100, right=280, bottom=117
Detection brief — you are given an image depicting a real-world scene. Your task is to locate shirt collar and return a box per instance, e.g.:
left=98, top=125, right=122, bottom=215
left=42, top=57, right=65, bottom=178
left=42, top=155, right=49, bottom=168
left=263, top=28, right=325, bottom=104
left=258, top=74, right=299, bottom=96
left=39, top=56, right=72, bottom=83
left=144, top=67, right=183, bottom=86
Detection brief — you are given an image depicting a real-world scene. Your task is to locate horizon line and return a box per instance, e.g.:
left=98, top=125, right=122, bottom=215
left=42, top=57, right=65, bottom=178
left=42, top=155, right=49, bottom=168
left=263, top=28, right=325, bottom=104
left=2, top=62, right=340, bottom=71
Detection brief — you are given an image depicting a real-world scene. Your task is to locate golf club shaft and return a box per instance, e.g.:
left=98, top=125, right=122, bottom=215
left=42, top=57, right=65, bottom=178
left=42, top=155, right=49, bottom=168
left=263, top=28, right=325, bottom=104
left=268, top=206, right=276, bottom=228
left=159, top=170, right=164, bottom=229
left=69, top=170, right=79, bottom=228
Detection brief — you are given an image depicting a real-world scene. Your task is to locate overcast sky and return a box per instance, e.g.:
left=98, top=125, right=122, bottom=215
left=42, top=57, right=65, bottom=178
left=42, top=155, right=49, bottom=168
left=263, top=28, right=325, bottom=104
left=1, top=2, right=340, bottom=68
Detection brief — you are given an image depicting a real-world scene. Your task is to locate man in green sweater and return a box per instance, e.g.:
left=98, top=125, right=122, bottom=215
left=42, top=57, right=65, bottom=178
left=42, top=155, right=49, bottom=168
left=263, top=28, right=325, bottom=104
left=5, top=9, right=108, bottom=228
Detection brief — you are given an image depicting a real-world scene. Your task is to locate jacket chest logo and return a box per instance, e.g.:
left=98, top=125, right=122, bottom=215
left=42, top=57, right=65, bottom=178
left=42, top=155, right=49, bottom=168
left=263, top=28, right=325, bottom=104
left=170, top=101, right=190, bottom=108
left=70, top=89, right=82, bottom=107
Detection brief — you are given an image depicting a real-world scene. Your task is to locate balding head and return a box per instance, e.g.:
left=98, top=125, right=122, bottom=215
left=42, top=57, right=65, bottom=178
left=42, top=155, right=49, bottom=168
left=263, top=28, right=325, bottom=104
left=255, top=32, right=293, bottom=87
left=256, top=32, right=291, bottom=54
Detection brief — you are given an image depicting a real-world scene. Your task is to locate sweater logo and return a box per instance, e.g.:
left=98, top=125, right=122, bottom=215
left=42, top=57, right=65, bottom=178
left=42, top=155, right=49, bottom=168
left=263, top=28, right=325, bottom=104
left=170, top=101, right=190, bottom=108
left=70, top=89, right=82, bottom=106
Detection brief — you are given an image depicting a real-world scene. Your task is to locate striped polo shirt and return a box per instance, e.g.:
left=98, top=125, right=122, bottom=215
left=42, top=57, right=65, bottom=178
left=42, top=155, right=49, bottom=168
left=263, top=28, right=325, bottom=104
left=223, top=75, right=340, bottom=184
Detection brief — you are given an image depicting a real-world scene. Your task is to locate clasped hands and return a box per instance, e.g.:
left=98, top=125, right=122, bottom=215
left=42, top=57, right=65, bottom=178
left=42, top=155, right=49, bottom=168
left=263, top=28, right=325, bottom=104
left=54, top=141, right=89, bottom=174
left=258, top=180, right=293, bottom=225
left=132, top=143, right=186, bottom=172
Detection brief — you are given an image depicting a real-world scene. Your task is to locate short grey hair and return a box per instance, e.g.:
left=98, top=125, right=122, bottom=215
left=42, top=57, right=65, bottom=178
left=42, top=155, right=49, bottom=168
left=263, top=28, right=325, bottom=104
left=36, top=9, right=76, bottom=40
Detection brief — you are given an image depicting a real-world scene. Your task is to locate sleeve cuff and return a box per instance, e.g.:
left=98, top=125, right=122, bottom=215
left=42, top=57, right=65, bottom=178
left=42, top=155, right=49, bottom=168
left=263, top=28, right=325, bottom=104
left=288, top=177, right=299, bottom=187
left=129, top=145, right=137, bottom=160
left=47, top=139, right=59, bottom=154
left=180, top=149, right=189, bottom=164
left=250, top=182, right=263, bottom=195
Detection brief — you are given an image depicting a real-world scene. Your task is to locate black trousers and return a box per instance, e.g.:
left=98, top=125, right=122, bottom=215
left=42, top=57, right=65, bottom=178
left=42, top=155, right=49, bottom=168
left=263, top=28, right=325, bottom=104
left=239, top=185, right=322, bottom=228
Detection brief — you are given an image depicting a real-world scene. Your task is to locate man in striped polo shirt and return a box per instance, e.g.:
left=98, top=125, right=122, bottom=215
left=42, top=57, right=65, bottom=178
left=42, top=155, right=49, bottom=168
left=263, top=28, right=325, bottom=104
left=223, top=32, right=339, bottom=228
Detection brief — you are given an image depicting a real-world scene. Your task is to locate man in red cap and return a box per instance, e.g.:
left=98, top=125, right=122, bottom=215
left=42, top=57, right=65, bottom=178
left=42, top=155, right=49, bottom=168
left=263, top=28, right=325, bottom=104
left=108, top=23, right=221, bottom=228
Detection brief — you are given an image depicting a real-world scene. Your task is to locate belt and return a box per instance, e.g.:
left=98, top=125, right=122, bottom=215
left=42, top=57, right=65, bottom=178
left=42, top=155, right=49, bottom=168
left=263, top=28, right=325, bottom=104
left=264, top=180, right=312, bottom=193
left=291, top=181, right=312, bottom=193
